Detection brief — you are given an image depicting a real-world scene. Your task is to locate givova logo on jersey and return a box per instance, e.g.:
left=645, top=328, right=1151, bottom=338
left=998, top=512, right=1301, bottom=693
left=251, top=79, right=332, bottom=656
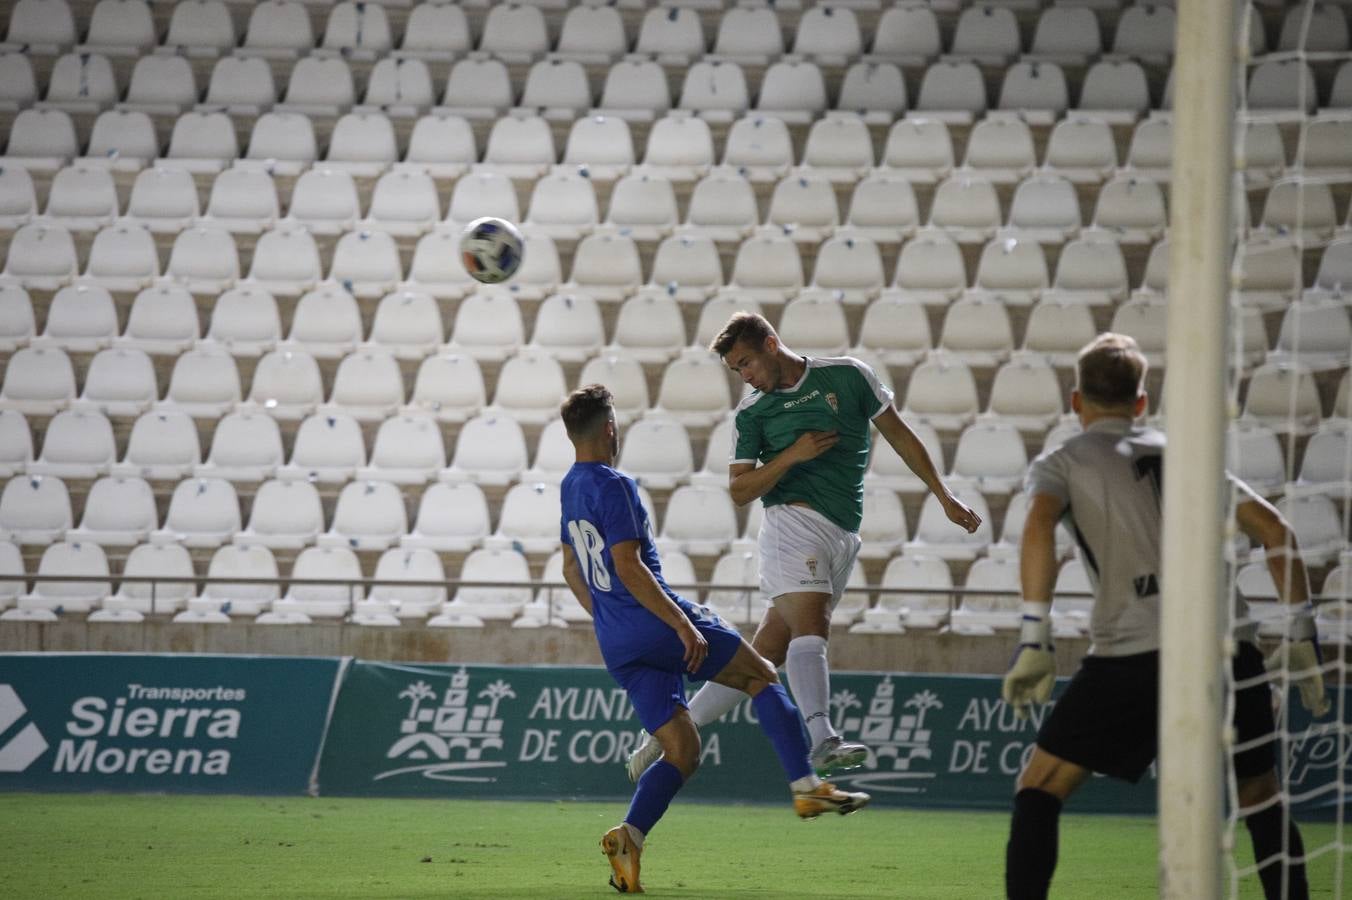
left=0, top=684, right=48, bottom=772
left=377, top=668, right=514, bottom=783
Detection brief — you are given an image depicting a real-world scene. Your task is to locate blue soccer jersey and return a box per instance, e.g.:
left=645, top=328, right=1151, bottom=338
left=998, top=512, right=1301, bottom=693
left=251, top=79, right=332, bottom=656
left=560, top=462, right=697, bottom=669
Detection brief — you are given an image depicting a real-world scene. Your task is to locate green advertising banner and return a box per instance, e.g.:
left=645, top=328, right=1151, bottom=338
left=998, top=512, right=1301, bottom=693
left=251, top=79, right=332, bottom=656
left=317, top=662, right=1169, bottom=813
left=0, top=653, right=343, bottom=794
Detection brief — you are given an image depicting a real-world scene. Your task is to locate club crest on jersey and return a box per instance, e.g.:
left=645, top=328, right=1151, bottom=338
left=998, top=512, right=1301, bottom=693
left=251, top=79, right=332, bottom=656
left=805, top=557, right=818, bottom=578
left=825, top=392, right=838, bottom=414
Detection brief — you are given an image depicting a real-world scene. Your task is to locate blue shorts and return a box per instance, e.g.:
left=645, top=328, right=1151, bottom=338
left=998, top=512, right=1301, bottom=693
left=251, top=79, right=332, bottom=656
left=608, top=604, right=744, bottom=735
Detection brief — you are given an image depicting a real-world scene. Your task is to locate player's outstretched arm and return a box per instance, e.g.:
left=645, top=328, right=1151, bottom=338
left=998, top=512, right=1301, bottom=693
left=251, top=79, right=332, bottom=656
left=611, top=540, right=708, bottom=674
left=727, top=430, right=839, bottom=507
left=1234, top=481, right=1331, bottom=717
left=561, top=548, right=593, bottom=617
left=872, top=407, right=981, bottom=533
left=1002, top=492, right=1062, bottom=719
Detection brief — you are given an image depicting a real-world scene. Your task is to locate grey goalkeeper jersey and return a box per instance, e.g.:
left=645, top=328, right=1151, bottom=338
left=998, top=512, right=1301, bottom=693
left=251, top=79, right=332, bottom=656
left=1026, top=418, right=1258, bottom=655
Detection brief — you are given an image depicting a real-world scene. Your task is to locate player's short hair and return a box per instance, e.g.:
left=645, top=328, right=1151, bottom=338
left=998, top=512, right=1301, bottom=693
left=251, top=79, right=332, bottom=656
left=709, top=311, right=776, bottom=357
left=561, top=383, right=614, bottom=439
left=1077, top=333, right=1148, bottom=408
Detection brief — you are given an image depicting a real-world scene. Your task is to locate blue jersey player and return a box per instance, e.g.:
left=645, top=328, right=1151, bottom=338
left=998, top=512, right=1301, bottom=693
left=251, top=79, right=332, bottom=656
left=558, top=384, right=870, bottom=894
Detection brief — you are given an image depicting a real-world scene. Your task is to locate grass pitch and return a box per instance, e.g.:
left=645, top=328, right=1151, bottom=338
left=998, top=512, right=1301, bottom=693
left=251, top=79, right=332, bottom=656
left=0, top=793, right=1342, bottom=898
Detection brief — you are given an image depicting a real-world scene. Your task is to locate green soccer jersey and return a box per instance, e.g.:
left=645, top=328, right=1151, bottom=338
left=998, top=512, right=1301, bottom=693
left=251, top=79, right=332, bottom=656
left=731, top=356, right=893, bottom=533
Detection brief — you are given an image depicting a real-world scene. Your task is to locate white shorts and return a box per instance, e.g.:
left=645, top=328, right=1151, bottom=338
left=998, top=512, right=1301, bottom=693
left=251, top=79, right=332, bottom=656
left=758, top=504, right=862, bottom=610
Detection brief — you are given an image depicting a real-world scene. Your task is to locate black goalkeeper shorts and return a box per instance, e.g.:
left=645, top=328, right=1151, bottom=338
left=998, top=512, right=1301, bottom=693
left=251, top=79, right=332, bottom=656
left=1036, top=643, right=1276, bottom=784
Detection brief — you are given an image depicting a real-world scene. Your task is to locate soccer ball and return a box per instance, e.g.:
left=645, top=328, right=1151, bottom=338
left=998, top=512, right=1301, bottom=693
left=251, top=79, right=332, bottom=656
left=460, top=216, right=525, bottom=284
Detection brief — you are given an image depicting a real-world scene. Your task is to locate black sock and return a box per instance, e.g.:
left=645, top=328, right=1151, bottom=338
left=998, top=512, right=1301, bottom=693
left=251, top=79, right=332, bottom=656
left=1245, top=804, right=1309, bottom=900
left=1006, top=788, right=1063, bottom=900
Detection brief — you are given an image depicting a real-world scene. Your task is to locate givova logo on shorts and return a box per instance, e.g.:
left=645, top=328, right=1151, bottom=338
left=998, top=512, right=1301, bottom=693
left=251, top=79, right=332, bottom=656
left=0, top=684, right=49, bottom=772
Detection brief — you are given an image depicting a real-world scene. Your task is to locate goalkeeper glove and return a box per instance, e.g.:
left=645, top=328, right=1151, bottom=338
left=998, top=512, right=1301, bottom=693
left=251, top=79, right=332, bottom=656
left=1002, top=602, right=1055, bottom=720
left=1264, top=603, right=1330, bottom=717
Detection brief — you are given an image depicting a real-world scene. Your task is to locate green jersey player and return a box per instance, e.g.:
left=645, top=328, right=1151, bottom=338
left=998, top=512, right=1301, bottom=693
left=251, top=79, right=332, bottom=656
left=628, top=312, right=981, bottom=779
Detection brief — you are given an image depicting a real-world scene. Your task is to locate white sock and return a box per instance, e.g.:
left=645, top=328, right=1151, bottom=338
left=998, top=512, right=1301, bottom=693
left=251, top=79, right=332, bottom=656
left=622, top=822, right=645, bottom=849
left=685, top=680, right=746, bottom=728
left=786, top=634, right=835, bottom=747
left=790, top=774, right=822, bottom=793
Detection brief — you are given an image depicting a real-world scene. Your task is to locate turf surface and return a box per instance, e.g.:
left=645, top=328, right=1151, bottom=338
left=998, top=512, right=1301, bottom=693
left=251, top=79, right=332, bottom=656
left=0, top=793, right=1343, bottom=898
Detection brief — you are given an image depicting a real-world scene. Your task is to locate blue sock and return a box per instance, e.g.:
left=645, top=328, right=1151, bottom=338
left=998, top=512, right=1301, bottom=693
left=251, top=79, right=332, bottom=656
left=752, top=683, right=814, bottom=782
left=624, top=759, right=684, bottom=836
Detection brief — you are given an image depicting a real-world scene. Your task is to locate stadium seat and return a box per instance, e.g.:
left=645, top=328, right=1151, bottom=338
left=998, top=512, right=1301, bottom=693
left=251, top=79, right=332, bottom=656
left=904, top=485, right=993, bottom=562
left=321, top=0, right=392, bottom=56
left=480, top=116, right=556, bottom=182
left=276, top=412, right=365, bottom=484
left=965, top=118, right=1037, bottom=186
left=3, top=222, right=78, bottom=291
left=402, top=352, right=484, bottom=425
left=836, top=62, right=907, bottom=121
left=649, top=233, right=722, bottom=303
left=161, top=111, right=236, bottom=175
left=320, top=350, right=404, bottom=424
left=150, top=477, right=240, bottom=549
left=1022, top=299, right=1097, bottom=368
left=64, top=475, right=155, bottom=548
left=1237, top=119, right=1287, bottom=188
left=1077, top=60, right=1150, bottom=122
left=524, top=419, right=574, bottom=487
left=950, top=556, right=1022, bottom=635
left=0, top=472, right=71, bottom=545
left=521, top=59, right=593, bottom=118
left=283, top=285, right=362, bottom=360
left=1107, top=298, right=1167, bottom=368
left=1292, top=422, right=1352, bottom=499
left=722, top=115, right=794, bottom=184
left=84, top=223, right=159, bottom=292
left=1268, top=300, right=1352, bottom=372
left=1030, top=6, right=1100, bottom=62
left=757, top=60, right=828, bottom=124
left=34, top=283, right=118, bottom=354
left=686, top=171, right=759, bottom=243
left=1227, top=420, right=1289, bottom=498
left=82, top=109, right=157, bottom=171
left=441, top=58, right=513, bottom=119
left=653, top=351, right=733, bottom=429
left=949, top=421, right=1029, bottom=496
left=1260, top=179, right=1338, bottom=242
left=124, top=167, right=199, bottom=234
left=360, top=58, right=434, bottom=118
left=100, top=542, right=192, bottom=616
left=901, top=354, right=979, bottom=432
left=777, top=295, right=849, bottom=357
left=237, top=479, right=324, bottom=550
left=28, top=409, right=115, bottom=479
left=606, top=173, right=679, bottom=243
left=363, top=171, right=440, bottom=238
left=445, top=413, right=529, bottom=487
left=489, top=349, right=568, bottom=427
left=914, top=61, right=987, bottom=124
left=890, top=231, right=966, bottom=305
left=639, top=115, right=716, bottom=183
left=317, top=480, right=407, bottom=552
left=329, top=230, right=402, bottom=299
left=676, top=60, right=749, bottom=120
left=937, top=295, right=1015, bottom=367
left=984, top=353, right=1066, bottom=433
left=401, top=481, right=491, bottom=554
left=201, top=286, right=281, bottom=358
left=242, top=348, right=323, bottom=421
left=705, top=549, right=763, bottom=626
left=1043, top=116, right=1117, bottom=185
left=556, top=5, right=628, bottom=62
left=44, top=51, right=118, bottom=115
left=17, top=540, right=110, bottom=615
left=579, top=353, right=650, bottom=426
left=529, top=292, right=605, bottom=364
left=929, top=175, right=1002, bottom=244
left=486, top=482, right=564, bottom=556
left=445, top=292, right=524, bottom=362
left=190, top=543, right=279, bottom=618
left=3, top=109, right=78, bottom=173
left=766, top=173, right=839, bottom=243
left=525, top=171, right=598, bottom=241
left=436, top=548, right=531, bottom=624
left=1275, top=494, right=1346, bottom=564
left=365, top=290, right=444, bottom=360
left=973, top=238, right=1050, bottom=306
left=323, top=113, right=396, bottom=178
left=41, top=165, right=119, bottom=233
left=535, top=550, right=589, bottom=624
left=695, top=295, right=763, bottom=350
left=271, top=545, right=360, bottom=619
left=862, top=553, right=953, bottom=632
left=845, top=175, right=919, bottom=244
left=859, top=487, right=908, bottom=560
left=1241, top=362, right=1323, bottom=436
left=1277, top=3, right=1349, bottom=52
left=201, top=55, right=275, bottom=115
left=480, top=2, right=548, bottom=60
left=0, top=286, right=33, bottom=354
left=728, top=231, right=804, bottom=304
left=400, top=1, right=471, bottom=57
left=0, top=165, right=35, bottom=230
left=357, top=415, right=447, bottom=485
left=0, top=51, right=35, bottom=111
left=118, top=285, right=199, bottom=356
left=1247, top=59, right=1317, bottom=113
left=617, top=416, right=694, bottom=490
left=165, top=224, right=239, bottom=295
left=951, top=4, right=1021, bottom=63
left=568, top=233, right=643, bottom=303
left=195, top=411, right=284, bottom=483
left=201, top=169, right=279, bottom=236
left=0, top=346, right=76, bottom=415
left=241, top=0, right=312, bottom=55
left=596, top=59, right=670, bottom=121
left=1005, top=176, right=1081, bottom=245
left=1113, top=3, right=1176, bottom=61
left=0, top=409, right=31, bottom=477
left=162, top=347, right=242, bottom=418
left=112, top=411, right=200, bottom=481
left=871, top=5, right=941, bottom=63
left=364, top=547, right=446, bottom=621
left=283, top=167, right=360, bottom=236
left=856, top=296, right=932, bottom=368
left=793, top=4, right=861, bottom=61
left=1050, top=234, right=1129, bottom=306
left=660, top=485, right=738, bottom=558
left=1092, top=175, right=1168, bottom=244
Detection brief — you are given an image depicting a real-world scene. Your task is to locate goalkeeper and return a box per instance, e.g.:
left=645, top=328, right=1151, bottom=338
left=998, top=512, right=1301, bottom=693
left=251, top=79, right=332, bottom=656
left=1002, top=333, right=1330, bottom=900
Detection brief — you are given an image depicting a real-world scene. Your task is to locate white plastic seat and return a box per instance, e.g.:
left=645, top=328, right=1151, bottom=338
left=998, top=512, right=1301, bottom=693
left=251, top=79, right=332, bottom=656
left=485, top=482, right=563, bottom=556
left=951, top=4, right=1021, bottom=62
left=904, top=486, right=993, bottom=562
left=283, top=167, right=359, bottom=237
left=1050, top=234, right=1128, bottom=306
left=694, top=295, right=763, bottom=350
left=521, top=58, right=592, bottom=118
left=950, top=421, right=1028, bottom=495
left=3, top=108, right=78, bottom=172
left=890, top=231, right=966, bottom=305
left=973, top=238, right=1049, bottom=306
left=363, top=290, right=442, bottom=360
left=950, top=556, right=1022, bottom=635
left=561, top=115, right=634, bottom=184
left=82, top=109, right=157, bottom=171
left=530, top=292, right=605, bottom=364
left=1092, top=176, right=1167, bottom=245
left=766, top=173, right=839, bottom=243
left=856, top=487, right=908, bottom=560
left=1242, top=362, right=1323, bottom=436
left=318, top=480, right=407, bottom=551
left=1268, top=300, right=1352, bottom=372
left=445, top=292, right=525, bottom=362
left=1235, top=234, right=1302, bottom=313
left=103, top=542, right=194, bottom=616
left=438, top=548, right=531, bottom=623
left=201, top=55, right=275, bottom=115
left=653, top=351, right=733, bottom=429
left=556, top=4, right=627, bottom=63
left=357, top=415, right=446, bottom=485
left=524, top=418, right=576, bottom=487
left=915, top=61, right=986, bottom=124
left=963, top=117, right=1036, bottom=186
left=1261, top=179, right=1338, bottom=242
left=6, top=0, right=76, bottom=51
left=165, top=224, right=239, bottom=295
left=445, top=413, right=529, bottom=487
left=634, top=4, right=703, bottom=57
left=568, top=233, right=642, bottom=303
left=318, top=350, right=402, bottom=424
left=83, top=223, right=158, bottom=292
left=440, top=58, right=513, bottom=119
left=617, top=415, right=694, bottom=490
left=596, top=59, right=670, bottom=121
left=525, top=171, right=598, bottom=241
left=241, top=112, right=316, bottom=178
left=1275, top=494, right=1346, bottom=564
left=159, top=346, right=240, bottom=419
left=676, top=60, right=748, bottom=121
left=0, top=285, right=33, bottom=354
left=1077, top=61, right=1150, bottom=122
left=855, top=296, right=932, bottom=368
left=195, top=411, right=283, bottom=483
left=161, top=111, right=236, bottom=175
left=1005, top=176, right=1081, bottom=245
left=659, top=485, right=737, bottom=558
left=1314, top=239, right=1352, bottom=296
left=0, top=409, right=31, bottom=477
left=837, top=62, right=907, bottom=120
left=277, top=412, right=366, bottom=484
left=234, top=477, right=324, bottom=550
left=1293, top=422, right=1352, bottom=499
left=900, top=353, right=979, bottom=432
left=1043, top=117, right=1117, bottom=185
left=402, top=352, right=484, bottom=425
left=859, top=553, right=953, bottom=632
left=40, top=165, right=118, bottom=233
left=28, top=409, right=115, bottom=478
left=793, top=4, right=861, bottom=61
left=189, top=543, right=278, bottom=617
left=535, top=549, right=589, bottom=624
left=1228, top=420, right=1288, bottom=498
left=998, top=61, right=1069, bottom=124
left=756, top=61, right=827, bottom=124
left=112, top=410, right=200, bottom=480
left=398, top=480, right=490, bottom=554
left=722, top=115, right=793, bottom=184
left=150, top=477, right=240, bottom=548
left=928, top=175, right=1001, bottom=244
left=1113, top=3, right=1176, bottom=60
left=729, top=231, right=804, bottom=303
left=983, top=352, right=1065, bottom=433
left=445, top=171, right=519, bottom=232
left=490, top=349, right=568, bottom=427
left=1278, top=3, right=1349, bottom=52
left=2, top=222, right=76, bottom=290
left=363, top=170, right=440, bottom=238
left=17, top=540, right=110, bottom=615
left=329, top=230, right=402, bottom=299
left=200, top=286, right=281, bottom=358
left=777, top=296, right=849, bottom=358
left=0, top=473, right=71, bottom=544
left=937, top=295, right=1014, bottom=367
left=362, top=547, right=445, bottom=621
left=712, top=5, right=782, bottom=61
left=201, top=169, right=279, bottom=236
left=606, top=173, right=679, bottom=243
left=123, top=167, right=198, bottom=234
left=400, top=1, right=471, bottom=56
left=0, top=50, right=35, bottom=112
left=34, top=283, right=118, bottom=353
left=479, top=2, right=547, bottom=60
left=686, top=171, right=758, bottom=243
left=871, top=4, right=940, bottom=63
left=844, top=175, right=919, bottom=244
left=118, top=285, right=198, bottom=356
left=0, top=165, right=36, bottom=230
left=270, top=545, right=359, bottom=619
left=401, top=229, right=475, bottom=301
left=649, top=233, right=723, bottom=303
left=578, top=352, right=650, bottom=427
left=1108, top=297, right=1168, bottom=368
left=703, top=549, right=762, bottom=625
left=0, top=346, right=75, bottom=415
left=282, top=285, right=361, bottom=360
left=43, top=51, right=118, bottom=114
left=241, top=0, right=312, bottom=56
left=241, top=348, right=322, bottom=421
left=640, top=115, right=716, bottom=184
left=1022, top=299, right=1097, bottom=368
left=360, top=58, right=434, bottom=119
left=479, top=116, right=555, bottom=182
left=321, top=0, right=391, bottom=56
